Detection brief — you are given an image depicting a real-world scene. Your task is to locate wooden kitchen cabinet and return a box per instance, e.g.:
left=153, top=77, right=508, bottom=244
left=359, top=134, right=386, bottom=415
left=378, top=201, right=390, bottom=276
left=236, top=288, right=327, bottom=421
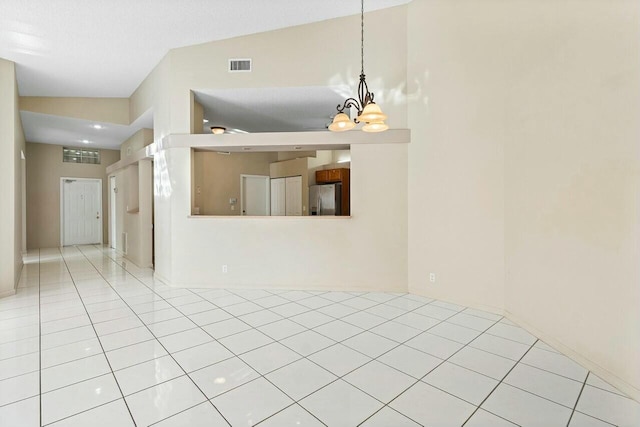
left=315, top=168, right=350, bottom=215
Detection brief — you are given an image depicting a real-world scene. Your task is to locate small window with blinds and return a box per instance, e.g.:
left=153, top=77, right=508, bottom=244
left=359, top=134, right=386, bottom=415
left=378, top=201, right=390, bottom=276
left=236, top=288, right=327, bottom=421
left=63, top=147, right=101, bottom=164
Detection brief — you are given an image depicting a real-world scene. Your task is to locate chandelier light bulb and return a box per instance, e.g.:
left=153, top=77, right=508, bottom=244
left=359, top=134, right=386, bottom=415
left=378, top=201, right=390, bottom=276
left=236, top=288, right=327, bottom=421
left=363, top=121, right=389, bottom=133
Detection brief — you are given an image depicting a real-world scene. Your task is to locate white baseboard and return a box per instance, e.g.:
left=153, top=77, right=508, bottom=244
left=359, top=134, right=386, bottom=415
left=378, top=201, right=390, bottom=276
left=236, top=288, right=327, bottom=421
left=0, top=288, right=16, bottom=298
left=505, top=310, right=640, bottom=403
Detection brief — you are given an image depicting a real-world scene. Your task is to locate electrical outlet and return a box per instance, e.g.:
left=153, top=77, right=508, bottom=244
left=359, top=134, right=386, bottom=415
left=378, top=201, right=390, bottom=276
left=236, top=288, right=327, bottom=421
left=222, top=265, right=228, bottom=274
left=429, top=273, right=436, bottom=283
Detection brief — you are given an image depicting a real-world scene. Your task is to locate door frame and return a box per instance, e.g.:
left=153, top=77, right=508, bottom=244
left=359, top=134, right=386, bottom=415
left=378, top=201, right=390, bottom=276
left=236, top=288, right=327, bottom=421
left=60, top=177, right=103, bottom=247
left=109, top=175, right=117, bottom=249
left=240, top=174, right=270, bottom=216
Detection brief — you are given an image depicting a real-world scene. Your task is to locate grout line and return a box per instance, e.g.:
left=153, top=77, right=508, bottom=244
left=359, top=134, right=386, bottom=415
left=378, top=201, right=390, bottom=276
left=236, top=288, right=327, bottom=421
left=56, top=247, right=137, bottom=426
left=38, top=248, right=42, bottom=427
left=459, top=338, right=539, bottom=426
left=566, top=372, right=589, bottom=427
left=72, top=245, right=231, bottom=427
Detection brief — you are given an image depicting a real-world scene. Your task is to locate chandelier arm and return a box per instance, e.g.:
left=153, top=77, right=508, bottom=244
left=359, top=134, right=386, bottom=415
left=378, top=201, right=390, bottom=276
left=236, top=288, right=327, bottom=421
left=336, top=98, right=363, bottom=114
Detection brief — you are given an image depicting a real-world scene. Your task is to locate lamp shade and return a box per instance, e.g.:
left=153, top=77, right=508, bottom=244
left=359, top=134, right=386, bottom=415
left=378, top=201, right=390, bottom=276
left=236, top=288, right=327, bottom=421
left=328, top=113, right=356, bottom=132
left=357, top=103, right=387, bottom=123
left=211, top=127, right=226, bottom=135
left=362, top=120, right=389, bottom=133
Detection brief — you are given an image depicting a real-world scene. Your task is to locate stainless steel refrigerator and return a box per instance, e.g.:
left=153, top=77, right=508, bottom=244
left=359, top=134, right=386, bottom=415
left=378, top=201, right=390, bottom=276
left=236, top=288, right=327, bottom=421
left=309, top=183, right=342, bottom=216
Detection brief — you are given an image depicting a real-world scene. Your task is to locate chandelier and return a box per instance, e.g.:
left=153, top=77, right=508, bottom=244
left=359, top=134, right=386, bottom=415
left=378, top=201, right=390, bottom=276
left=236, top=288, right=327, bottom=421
left=329, top=0, right=388, bottom=133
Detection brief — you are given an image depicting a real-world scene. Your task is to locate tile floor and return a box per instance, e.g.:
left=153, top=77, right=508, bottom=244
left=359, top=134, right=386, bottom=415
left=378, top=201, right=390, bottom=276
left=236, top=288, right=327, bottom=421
left=0, top=246, right=639, bottom=426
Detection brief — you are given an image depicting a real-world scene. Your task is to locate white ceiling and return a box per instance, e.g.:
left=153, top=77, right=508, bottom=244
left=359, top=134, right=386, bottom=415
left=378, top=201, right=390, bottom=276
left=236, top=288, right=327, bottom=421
left=0, top=0, right=410, bottom=97
left=195, top=86, right=352, bottom=133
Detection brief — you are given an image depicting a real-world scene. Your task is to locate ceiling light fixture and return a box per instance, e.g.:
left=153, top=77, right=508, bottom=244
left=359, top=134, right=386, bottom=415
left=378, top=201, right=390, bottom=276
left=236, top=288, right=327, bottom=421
left=210, top=126, right=226, bottom=135
left=92, top=124, right=103, bottom=130
left=81, top=139, right=91, bottom=144
left=329, top=0, right=388, bottom=133
left=203, top=119, right=209, bottom=123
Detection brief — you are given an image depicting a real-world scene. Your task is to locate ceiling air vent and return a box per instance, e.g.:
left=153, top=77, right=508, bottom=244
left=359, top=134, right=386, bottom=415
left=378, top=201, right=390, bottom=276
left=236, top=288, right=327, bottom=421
left=229, top=58, right=252, bottom=73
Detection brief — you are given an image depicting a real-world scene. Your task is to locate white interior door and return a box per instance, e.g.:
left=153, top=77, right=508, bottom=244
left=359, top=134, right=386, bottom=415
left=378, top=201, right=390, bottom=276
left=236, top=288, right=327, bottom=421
left=241, top=175, right=270, bottom=216
left=62, top=178, right=102, bottom=246
left=109, top=176, right=117, bottom=249
left=285, top=176, right=303, bottom=216
left=270, top=178, right=286, bottom=216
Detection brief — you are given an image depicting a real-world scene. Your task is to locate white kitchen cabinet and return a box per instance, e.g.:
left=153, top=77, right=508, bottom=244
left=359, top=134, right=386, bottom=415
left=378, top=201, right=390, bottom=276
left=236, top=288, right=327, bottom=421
left=285, top=176, right=302, bottom=216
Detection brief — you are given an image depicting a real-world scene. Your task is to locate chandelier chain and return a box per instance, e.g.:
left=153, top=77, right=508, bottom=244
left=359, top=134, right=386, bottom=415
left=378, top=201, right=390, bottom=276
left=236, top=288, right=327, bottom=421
left=361, top=0, right=364, bottom=75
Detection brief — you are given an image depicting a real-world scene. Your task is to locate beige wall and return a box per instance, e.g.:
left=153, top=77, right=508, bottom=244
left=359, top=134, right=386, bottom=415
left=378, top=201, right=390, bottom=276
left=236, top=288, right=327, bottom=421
left=502, top=0, right=640, bottom=400
left=120, top=128, right=154, bottom=159
left=20, top=97, right=130, bottom=125
left=0, top=58, right=25, bottom=297
left=26, top=142, right=120, bottom=249
left=193, top=151, right=277, bottom=215
left=407, top=0, right=640, bottom=400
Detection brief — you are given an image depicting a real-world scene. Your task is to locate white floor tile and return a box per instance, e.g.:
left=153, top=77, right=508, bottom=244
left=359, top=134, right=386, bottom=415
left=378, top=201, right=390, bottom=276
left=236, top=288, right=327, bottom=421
left=189, top=357, right=259, bottom=398
left=308, top=343, right=372, bottom=377
left=378, top=344, right=442, bottom=378
left=254, top=295, right=290, bottom=309
left=470, top=332, right=532, bottom=361
left=238, top=309, right=283, bottom=328
left=360, top=407, right=421, bottom=427
left=431, top=300, right=465, bottom=312
left=504, top=362, right=584, bottom=407
left=449, top=346, right=517, bottom=380
left=390, top=381, right=476, bottom=426
left=393, top=312, right=441, bottom=331
left=0, top=371, right=39, bottom=406
left=576, top=385, right=640, bottom=427
left=297, top=296, right=334, bottom=310
left=158, top=328, right=213, bottom=353
left=313, top=319, right=364, bottom=342
left=363, top=303, right=406, bottom=320
left=385, top=298, right=427, bottom=311
left=281, top=330, right=335, bottom=356
left=115, top=354, right=184, bottom=395
left=300, top=379, right=383, bottom=427
left=137, top=307, right=184, bottom=325
left=172, top=341, right=233, bottom=373
left=202, top=318, right=251, bottom=339
left=447, top=312, right=497, bottom=332
left=93, top=315, right=143, bottom=336
left=424, top=361, right=498, bottom=405
left=0, top=336, right=39, bottom=360
left=405, top=332, right=464, bottom=359
left=290, top=310, right=334, bottom=329
left=267, top=358, right=336, bottom=400
left=125, top=375, right=206, bottom=426
left=100, top=326, right=155, bottom=352
left=428, top=321, right=482, bottom=344
left=521, top=347, right=588, bottom=382
left=482, top=383, right=572, bottom=427
left=106, top=339, right=167, bottom=370
left=462, top=308, right=502, bottom=321
left=187, top=308, right=232, bottom=327
left=0, top=395, right=39, bottom=427
left=48, top=399, right=134, bottom=427
left=147, top=316, right=196, bottom=337
left=316, top=302, right=359, bottom=319
left=342, top=331, right=397, bottom=358
left=240, top=342, right=302, bottom=375
left=224, top=301, right=263, bottom=317
left=153, top=402, right=229, bottom=427
left=569, top=411, right=615, bottom=427
left=341, top=297, right=379, bottom=310
left=586, top=373, right=624, bottom=396
left=342, top=311, right=387, bottom=329
left=465, top=409, right=518, bottom=427
left=486, top=322, right=537, bottom=345
left=269, top=302, right=310, bottom=317
left=0, top=352, right=39, bottom=381
left=345, top=360, right=415, bottom=403
left=41, top=373, right=122, bottom=425
left=218, top=328, right=273, bottom=355
left=257, top=403, right=324, bottom=426
left=370, top=321, right=422, bottom=343
left=213, top=377, right=293, bottom=426
left=258, top=318, right=307, bottom=341
left=42, top=353, right=111, bottom=392
left=413, top=304, right=458, bottom=320
left=41, top=337, right=103, bottom=368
